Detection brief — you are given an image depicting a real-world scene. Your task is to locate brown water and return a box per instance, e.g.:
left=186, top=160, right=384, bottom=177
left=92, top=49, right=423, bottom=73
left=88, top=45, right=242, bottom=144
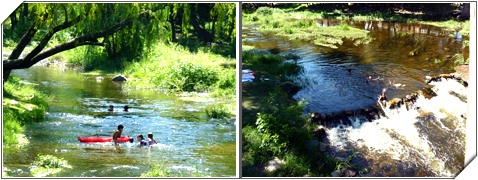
left=244, top=20, right=466, bottom=114
left=3, top=66, right=236, bottom=177
left=243, top=19, right=467, bottom=177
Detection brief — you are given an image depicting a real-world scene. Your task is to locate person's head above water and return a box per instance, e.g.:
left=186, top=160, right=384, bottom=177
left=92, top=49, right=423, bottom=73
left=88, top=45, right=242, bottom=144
left=118, top=124, right=124, bottom=131
left=137, top=134, right=144, bottom=140
left=108, top=105, right=114, bottom=111
left=123, top=105, right=129, bottom=112
left=147, top=132, right=153, bottom=139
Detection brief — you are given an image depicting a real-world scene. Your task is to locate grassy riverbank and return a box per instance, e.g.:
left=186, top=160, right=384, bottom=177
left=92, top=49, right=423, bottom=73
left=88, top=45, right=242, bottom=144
left=3, top=77, right=49, bottom=146
left=124, top=42, right=235, bottom=97
left=243, top=7, right=372, bottom=49
left=242, top=47, right=336, bottom=176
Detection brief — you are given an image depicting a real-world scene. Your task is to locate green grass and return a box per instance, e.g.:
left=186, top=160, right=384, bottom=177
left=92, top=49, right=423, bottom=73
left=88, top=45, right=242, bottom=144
left=241, top=48, right=336, bottom=177
left=243, top=7, right=373, bottom=49
left=124, top=42, right=235, bottom=98
left=3, top=77, right=49, bottom=146
left=420, top=20, right=470, bottom=36
left=141, top=162, right=211, bottom=177
left=205, top=104, right=231, bottom=119
left=29, top=154, right=72, bottom=177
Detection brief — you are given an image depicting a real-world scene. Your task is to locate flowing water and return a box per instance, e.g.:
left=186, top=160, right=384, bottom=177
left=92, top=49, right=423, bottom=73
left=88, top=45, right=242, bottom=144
left=3, top=66, right=236, bottom=177
left=243, top=20, right=468, bottom=176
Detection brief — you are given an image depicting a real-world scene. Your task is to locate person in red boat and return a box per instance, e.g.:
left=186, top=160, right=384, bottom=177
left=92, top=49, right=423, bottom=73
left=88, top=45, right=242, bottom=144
left=112, top=124, right=124, bottom=145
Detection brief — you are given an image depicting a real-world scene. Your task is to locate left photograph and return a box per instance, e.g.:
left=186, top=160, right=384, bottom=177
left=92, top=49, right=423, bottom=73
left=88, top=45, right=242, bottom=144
left=2, top=3, right=236, bottom=177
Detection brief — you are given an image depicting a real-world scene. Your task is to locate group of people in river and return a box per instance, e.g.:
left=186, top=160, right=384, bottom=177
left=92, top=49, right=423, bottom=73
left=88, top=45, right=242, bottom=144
left=112, top=124, right=158, bottom=148
left=108, top=105, right=129, bottom=112
left=108, top=105, right=158, bottom=148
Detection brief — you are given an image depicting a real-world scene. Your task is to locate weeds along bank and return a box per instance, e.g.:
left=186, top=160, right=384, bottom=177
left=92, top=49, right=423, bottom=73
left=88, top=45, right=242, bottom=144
left=242, top=47, right=336, bottom=176
left=243, top=7, right=372, bottom=49
left=3, top=77, right=49, bottom=146
left=124, top=42, right=235, bottom=97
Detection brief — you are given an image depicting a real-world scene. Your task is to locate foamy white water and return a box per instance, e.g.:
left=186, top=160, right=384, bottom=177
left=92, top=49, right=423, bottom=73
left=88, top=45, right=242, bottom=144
left=327, top=78, right=467, bottom=177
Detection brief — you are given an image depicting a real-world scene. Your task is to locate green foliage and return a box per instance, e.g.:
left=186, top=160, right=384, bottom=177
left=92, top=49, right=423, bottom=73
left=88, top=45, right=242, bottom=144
left=271, top=153, right=310, bottom=176
left=244, top=88, right=310, bottom=155
left=335, top=152, right=361, bottom=171
left=244, top=7, right=372, bottom=49
left=421, top=20, right=470, bottom=36
left=141, top=163, right=173, bottom=177
left=30, top=154, right=72, bottom=177
left=3, top=77, right=49, bottom=146
left=242, top=50, right=302, bottom=82
left=124, top=42, right=235, bottom=100
left=3, top=3, right=235, bottom=78
left=241, top=47, right=336, bottom=176
left=205, top=104, right=230, bottom=119
left=168, top=61, right=219, bottom=92
left=141, top=163, right=210, bottom=177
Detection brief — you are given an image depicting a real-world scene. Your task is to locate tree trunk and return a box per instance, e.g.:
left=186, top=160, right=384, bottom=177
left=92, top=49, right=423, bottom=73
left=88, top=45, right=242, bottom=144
left=9, top=13, right=17, bottom=30
left=170, top=12, right=177, bottom=42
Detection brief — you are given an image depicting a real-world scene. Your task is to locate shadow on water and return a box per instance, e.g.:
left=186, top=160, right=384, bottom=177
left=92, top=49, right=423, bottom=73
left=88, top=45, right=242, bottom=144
left=3, top=66, right=236, bottom=177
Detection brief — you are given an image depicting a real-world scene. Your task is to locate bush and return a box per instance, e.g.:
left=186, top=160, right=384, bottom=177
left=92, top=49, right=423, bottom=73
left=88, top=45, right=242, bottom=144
left=30, top=154, right=72, bottom=177
left=164, top=61, right=219, bottom=92
left=205, top=104, right=230, bottom=119
left=125, top=42, right=235, bottom=98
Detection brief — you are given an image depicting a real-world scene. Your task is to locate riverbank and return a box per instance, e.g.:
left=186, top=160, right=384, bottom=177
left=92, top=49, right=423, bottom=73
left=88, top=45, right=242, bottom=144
left=3, top=77, right=49, bottom=146
left=242, top=47, right=338, bottom=177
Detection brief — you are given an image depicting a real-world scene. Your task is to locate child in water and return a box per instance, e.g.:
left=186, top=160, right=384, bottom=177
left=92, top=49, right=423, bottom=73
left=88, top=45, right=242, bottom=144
left=112, top=124, right=124, bottom=145
left=108, top=105, right=114, bottom=112
left=147, top=132, right=158, bottom=148
left=136, top=134, right=147, bottom=147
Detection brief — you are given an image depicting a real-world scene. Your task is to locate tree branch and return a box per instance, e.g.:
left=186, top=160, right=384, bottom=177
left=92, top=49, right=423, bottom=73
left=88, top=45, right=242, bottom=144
left=8, top=24, right=38, bottom=59
left=24, top=14, right=84, bottom=61
left=4, top=18, right=132, bottom=70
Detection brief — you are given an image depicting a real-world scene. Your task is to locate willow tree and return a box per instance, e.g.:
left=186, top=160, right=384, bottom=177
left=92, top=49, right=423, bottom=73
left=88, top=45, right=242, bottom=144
left=2, top=3, right=236, bottom=82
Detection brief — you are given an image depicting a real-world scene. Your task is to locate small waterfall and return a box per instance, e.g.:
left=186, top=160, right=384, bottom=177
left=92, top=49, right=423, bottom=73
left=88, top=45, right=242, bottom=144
left=326, top=78, right=467, bottom=176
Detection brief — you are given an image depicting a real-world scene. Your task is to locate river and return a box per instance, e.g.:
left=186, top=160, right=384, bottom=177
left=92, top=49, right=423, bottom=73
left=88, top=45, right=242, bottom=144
left=3, top=66, right=236, bottom=177
left=243, top=19, right=468, bottom=176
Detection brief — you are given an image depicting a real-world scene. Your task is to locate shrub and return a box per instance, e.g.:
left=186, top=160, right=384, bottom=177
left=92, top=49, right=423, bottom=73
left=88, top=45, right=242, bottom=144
left=30, top=154, right=72, bottom=177
left=164, top=61, right=219, bottom=92
left=205, top=104, right=230, bottom=119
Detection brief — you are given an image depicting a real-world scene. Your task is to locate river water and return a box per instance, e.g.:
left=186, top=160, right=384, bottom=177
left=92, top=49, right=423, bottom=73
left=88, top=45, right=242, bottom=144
left=3, top=66, right=236, bottom=177
left=243, top=20, right=468, bottom=176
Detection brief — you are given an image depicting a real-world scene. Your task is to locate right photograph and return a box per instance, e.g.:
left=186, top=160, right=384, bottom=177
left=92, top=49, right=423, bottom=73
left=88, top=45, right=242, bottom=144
left=241, top=3, right=470, bottom=177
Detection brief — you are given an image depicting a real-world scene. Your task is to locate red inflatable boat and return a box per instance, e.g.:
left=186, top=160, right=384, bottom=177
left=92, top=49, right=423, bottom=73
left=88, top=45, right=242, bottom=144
left=78, top=136, right=131, bottom=143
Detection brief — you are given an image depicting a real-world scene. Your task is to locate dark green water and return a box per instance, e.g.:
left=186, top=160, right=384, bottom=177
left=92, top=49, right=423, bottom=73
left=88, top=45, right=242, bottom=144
left=3, top=66, right=236, bottom=177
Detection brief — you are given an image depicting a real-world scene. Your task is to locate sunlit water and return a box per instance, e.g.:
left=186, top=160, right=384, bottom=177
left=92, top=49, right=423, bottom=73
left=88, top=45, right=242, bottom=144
left=243, top=19, right=467, bottom=176
left=3, top=66, right=236, bottom=177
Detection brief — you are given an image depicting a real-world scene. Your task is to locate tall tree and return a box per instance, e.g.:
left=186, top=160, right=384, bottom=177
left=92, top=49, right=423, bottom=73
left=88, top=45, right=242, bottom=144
left=3, top=3, right=162, bottom=82
left=3, top=3, right=236, bottom=82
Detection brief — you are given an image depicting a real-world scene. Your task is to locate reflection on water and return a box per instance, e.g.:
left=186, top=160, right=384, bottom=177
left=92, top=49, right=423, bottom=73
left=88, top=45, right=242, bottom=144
left=3, top=66, right=235, bottom=177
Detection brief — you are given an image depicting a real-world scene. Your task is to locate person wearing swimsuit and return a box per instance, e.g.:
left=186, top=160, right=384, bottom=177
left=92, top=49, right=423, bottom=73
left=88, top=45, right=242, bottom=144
left=147, top=132, right=158, bottom=148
